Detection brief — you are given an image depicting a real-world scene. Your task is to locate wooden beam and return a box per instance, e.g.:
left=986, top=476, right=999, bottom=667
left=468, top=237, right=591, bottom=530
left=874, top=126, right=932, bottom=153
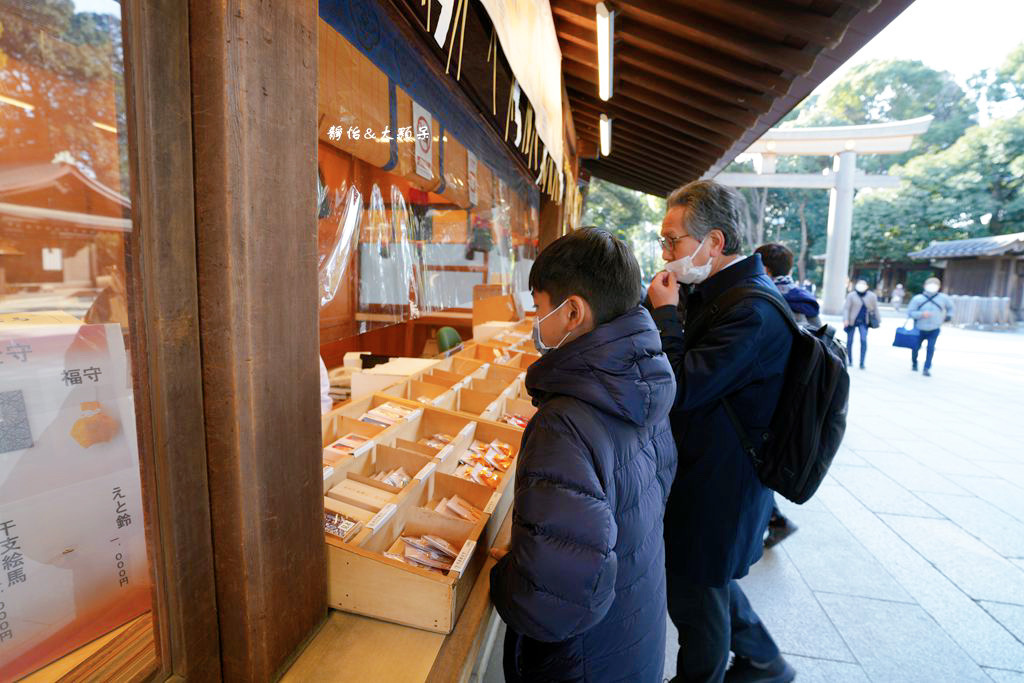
left=673, top=0, right=851, bottom=49
left=584, top=160, right=677, bottom=196
left=616, top=21, right=790, bottom=95
left=574, top=118, right=706, bottom=177
left=560, top=47, right=760, bottom=123
left=616, top=46, right=774, bottom=111
left=569, top=95, right=723, bottom=161
left=575, top=129, right=699, bottom=182
left=565, top=79, right=735, bottom=151
left=187, top=1, right=325, bottom=679
left=615, top=81, right=748, bottom=138
left=581, top=151, right=681, bottom=190
left=613, top=0, right=819, bottom=74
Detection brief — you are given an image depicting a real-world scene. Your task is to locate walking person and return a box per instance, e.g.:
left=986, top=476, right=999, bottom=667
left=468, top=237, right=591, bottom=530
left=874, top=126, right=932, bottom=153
left=906, top=277, right=954, bottom=377
left=891, top=283, right=905, bottom=311
left=842, top=280, right=879, bottom=370
left=647, top=181, right=794, bottom=683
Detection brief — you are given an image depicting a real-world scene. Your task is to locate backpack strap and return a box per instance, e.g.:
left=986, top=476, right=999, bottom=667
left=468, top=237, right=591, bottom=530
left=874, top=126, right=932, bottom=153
left=686, top=284, right=801, bottom=348
left=688, top=284, right=801, bottom=470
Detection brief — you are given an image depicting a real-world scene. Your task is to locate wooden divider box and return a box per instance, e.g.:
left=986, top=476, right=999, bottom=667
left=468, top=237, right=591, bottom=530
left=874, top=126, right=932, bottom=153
left=323, top=407, right=524, bottom=633
left=455, top=342, right=517, bottom=364
left=378, top=378, right=457, bottom=411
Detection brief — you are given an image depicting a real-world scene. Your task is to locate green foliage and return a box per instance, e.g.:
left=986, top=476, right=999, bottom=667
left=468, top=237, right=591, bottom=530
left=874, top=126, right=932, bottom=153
left=581, top=177, right=665, bottom=280
left=791, top=59, right=977, bottom=172
left=987, top=43, right=1024, bottom=104
left=851, top=112, right=1024, bottom=264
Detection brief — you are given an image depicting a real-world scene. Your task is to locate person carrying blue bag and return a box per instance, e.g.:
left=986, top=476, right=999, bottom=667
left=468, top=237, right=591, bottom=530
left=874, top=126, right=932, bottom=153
left=905, top=277, right=955, bottom=377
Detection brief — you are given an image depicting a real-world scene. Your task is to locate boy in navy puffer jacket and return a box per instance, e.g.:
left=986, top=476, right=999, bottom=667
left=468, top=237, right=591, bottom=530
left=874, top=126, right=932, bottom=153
left=490, top=228, right=678, bottom=682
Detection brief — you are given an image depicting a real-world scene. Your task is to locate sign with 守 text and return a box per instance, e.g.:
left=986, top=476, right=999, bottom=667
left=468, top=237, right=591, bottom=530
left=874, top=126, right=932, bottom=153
left=0, top=317, right=150, bottom=681
left=413, top=101, right=433, bottom=180
left=468, top=151, right=478, bottom=205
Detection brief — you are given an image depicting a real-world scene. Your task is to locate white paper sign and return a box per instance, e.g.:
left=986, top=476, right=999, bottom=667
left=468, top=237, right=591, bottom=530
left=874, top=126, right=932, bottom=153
left=468, top=151, right=478, bottom=205
left=414, top=462, right=437, bottom=481
left=366, top=503, right=398, bottom=535
left=436, top=444, right=456, bottom=463
left=484, top=491, right=502, bottom=515
left=413, top=101, right=433, bottom=180
left=322, top=466, right=335, bottom=481
left=450, top=539, right=477, bottom=577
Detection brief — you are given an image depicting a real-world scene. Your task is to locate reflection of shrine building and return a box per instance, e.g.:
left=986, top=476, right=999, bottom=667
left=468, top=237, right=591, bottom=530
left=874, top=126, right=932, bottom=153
left=0, top=161, right=129, bottom=295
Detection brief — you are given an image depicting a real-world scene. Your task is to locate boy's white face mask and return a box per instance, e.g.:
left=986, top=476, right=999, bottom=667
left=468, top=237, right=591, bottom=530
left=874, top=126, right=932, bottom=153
left=665, top=237, right=711, bottom=285
left=532, top=299, right=572, bottom=355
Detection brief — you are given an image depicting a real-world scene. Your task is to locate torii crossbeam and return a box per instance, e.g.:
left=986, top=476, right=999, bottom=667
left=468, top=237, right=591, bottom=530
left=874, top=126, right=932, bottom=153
left=714, top=115, right=933, bottom=315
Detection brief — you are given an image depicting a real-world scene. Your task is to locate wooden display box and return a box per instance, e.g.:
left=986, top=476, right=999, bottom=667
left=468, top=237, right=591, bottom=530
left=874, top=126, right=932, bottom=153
left=324, top=408, right=523, bottom=633
left=504, top=351, right=540, bottom=370
left=378, top=378, right=457, bottom=410
left=321, top=394, right=423, bottom=448
left=419, top=368, right=469, bottom=391
left=449, top=386, right=504, bottom=422
left=455, top=342, right=517, bottom=364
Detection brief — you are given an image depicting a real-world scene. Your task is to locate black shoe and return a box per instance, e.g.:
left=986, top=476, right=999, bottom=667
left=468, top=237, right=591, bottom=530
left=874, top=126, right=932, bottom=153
left=912, top=362, right=918, bottom=372
left=859, top=363, right=865, bottom=370
left=764, top=520, right=798, bottom=549
left=923, top=369, right=931, bottom=377
left=725, top=655, right=796, bottom=683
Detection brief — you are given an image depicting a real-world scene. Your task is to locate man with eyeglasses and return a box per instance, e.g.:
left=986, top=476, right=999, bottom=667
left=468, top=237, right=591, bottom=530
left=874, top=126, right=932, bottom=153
left=646, top=180, right=795, bottom=683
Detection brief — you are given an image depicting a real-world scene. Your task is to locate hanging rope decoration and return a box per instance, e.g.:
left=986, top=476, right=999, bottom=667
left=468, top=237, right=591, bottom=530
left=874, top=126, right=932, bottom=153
left=425, top=0, right=564, bottom=202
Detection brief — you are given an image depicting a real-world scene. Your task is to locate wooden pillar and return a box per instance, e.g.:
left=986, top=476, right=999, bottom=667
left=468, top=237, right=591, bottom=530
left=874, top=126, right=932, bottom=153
left=538, top=196, right=564, bottom=250
left=188, top=2, right=325, bottom=680
left=122, top=1, right=222, bottom=677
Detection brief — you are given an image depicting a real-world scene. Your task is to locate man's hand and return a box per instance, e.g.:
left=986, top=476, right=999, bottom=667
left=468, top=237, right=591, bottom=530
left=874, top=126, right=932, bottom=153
left=648, top=271, right=679, bottom=308
left=490, top=545, right=509, bottom=561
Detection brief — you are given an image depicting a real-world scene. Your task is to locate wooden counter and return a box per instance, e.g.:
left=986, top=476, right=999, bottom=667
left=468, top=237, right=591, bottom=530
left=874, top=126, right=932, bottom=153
left=282, top=509, right=512, bottom=682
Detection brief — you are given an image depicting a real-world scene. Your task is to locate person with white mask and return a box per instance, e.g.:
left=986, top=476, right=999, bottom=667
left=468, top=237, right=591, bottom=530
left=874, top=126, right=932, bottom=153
left=646, top=180, right=795, bottom=683
left=842, top=280, right=880, bottom=370
left=906, top=277, right=954, bottom=376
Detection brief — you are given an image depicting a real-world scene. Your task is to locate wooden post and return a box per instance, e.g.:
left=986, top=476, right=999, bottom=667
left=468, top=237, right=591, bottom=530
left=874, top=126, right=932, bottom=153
left=187, top=1, right=325, bottom=679
left=121, top=0, right=222, bottom=677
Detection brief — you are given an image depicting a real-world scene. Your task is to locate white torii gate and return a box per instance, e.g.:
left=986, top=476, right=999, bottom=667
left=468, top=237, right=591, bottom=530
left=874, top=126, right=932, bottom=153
left=715, top=115, right=933, bottom=315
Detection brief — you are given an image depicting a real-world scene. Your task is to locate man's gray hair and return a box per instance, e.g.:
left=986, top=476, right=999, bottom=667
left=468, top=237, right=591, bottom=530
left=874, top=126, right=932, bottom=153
left=666, top=180, right=745, bottom=255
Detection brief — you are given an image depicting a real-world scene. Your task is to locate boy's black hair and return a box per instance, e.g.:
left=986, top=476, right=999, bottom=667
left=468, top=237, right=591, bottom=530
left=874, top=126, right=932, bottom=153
left=528, top=227, right=643, bottom=325
left=755, top=242, right=794, bottom=278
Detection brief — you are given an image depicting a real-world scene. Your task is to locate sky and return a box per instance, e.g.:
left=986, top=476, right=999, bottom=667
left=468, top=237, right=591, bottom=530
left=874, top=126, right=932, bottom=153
left=814, top=0, right=1024, bottom=94
left=72, top=0, right=120, bottom=17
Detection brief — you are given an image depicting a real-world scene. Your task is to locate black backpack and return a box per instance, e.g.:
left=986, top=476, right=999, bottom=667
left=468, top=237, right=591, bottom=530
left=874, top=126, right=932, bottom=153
left=688, top=284, right=850, bottom=504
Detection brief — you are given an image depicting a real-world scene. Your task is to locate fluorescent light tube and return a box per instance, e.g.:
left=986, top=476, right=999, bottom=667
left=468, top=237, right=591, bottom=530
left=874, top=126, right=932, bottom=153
left=596, top=2, right=614, bottom=101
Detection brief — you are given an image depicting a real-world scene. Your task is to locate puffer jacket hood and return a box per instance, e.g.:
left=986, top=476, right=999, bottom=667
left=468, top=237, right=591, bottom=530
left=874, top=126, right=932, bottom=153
left=525, top=306, right=674, bottom=428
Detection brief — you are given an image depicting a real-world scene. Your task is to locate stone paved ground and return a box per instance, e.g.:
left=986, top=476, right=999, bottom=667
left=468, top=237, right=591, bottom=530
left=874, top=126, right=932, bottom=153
left=664, top=309, right=1024, bottom=682
left=486, top=310, right=1024, bottom=683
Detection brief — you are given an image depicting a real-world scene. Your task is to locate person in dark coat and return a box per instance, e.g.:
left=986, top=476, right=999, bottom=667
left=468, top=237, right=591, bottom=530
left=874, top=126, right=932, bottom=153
left=753, top=243, right=812, bottom=550
left=647, top=181, right=795, bottom=683
left=490, top=228, right=678, bottom=682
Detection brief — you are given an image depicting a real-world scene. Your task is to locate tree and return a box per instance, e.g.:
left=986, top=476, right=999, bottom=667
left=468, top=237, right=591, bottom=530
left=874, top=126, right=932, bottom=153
left=851, top=112, right=1024, bottom=265
left=789, top=59, right=977, bottom=172
left=581, top=177, right=666, bottom=279
left=0, top=1, right=126, bottom=190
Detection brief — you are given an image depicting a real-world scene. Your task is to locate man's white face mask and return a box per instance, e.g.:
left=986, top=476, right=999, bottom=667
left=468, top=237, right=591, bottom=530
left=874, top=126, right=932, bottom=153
left=665, top=237, right=712, bottom=285
left=924, top=283, right=940, bottom=294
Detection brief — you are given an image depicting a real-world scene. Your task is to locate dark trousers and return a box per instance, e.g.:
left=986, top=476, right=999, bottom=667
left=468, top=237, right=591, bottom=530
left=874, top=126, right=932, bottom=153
left=667, top=576, right=780, bottom=683
left=912, top=328, right=941, bottom=370
left=846, top=323, right=868, bottom=367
